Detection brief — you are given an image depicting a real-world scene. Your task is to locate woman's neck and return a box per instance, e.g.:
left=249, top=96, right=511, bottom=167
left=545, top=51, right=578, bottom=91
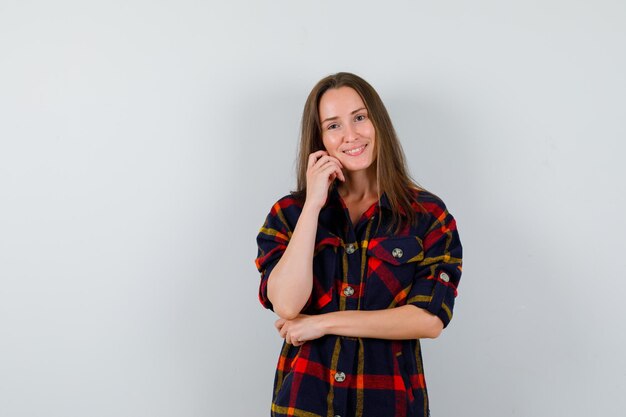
left=338, top=167, right=378, bottom=201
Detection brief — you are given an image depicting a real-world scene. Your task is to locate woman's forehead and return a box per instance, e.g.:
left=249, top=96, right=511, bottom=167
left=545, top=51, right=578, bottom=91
left=319, top=87, right=365, bottom=118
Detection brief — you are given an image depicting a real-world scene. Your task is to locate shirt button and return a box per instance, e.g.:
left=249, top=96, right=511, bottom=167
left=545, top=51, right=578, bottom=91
left=440, top=272, right=450, bottom=282
left=346, top=243, right=356, bottom=254
left=391, top=248, right=403, bottom=258
left=343, top=286, right=355, bottom=297
left=334, top=371, right=346, bottom=382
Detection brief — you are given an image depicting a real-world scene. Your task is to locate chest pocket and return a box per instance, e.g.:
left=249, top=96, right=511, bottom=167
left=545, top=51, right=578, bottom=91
left=313, top=231, right=341, bottom=281
left=366, top=236, right=424, bottom=302
left=309, top=228, right=342, bottom=312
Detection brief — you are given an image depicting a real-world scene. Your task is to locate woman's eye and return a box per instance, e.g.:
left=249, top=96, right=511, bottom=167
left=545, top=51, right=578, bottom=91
left=355, top=114, right=367, bottom=121
left=327, top=123, right=339, bottom=130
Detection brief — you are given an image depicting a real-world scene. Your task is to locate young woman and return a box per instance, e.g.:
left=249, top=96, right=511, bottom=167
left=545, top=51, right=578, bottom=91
left=255, top=72, right=463, bottom=417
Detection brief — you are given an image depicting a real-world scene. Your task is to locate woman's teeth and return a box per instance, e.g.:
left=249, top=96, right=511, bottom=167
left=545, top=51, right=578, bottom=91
left=343, top=145, right=366, bottom=155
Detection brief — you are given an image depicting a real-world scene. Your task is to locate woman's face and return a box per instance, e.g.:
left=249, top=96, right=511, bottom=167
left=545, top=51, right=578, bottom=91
left=318, top=86, right=376, bottom=173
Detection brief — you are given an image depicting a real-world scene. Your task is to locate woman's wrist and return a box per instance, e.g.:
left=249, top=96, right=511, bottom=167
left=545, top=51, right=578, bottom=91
left=316, top=312, right=336, bottom=337
left=302, top=200, right=324, bottom=216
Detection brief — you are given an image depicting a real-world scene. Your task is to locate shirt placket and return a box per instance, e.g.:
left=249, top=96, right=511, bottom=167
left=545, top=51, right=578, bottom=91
left=330, top=207, right=377, bottom=417
left=342, top=227, right=360, bottom=312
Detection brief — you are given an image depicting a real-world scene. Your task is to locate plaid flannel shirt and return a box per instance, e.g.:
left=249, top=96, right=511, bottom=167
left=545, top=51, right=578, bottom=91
left=255, top=184, right=462, bottom=417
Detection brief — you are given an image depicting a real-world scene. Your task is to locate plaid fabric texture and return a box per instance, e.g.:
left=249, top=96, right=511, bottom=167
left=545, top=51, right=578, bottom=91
left=255, top=184, right=462, bottom=417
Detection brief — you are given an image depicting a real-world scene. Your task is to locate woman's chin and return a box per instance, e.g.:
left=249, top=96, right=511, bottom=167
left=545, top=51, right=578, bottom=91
left=342, top=160, right=376, bottom=174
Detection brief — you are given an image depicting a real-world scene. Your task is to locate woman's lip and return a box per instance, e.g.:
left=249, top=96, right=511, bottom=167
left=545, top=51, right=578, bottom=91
left=342, top=144, right=367, bottom=156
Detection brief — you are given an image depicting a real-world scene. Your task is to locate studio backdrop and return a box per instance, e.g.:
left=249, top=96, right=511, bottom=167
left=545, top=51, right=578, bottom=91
left=1, top=1, right=625, bottom=416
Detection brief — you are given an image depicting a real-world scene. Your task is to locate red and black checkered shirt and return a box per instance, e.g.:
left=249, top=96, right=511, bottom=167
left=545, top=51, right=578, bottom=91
left=255, top=184, right=462, bottom=417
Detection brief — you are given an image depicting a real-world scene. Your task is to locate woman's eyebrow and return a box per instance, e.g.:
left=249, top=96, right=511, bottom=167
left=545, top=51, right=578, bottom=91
left=321, top=115, right=339, bottom=124
left=321, top=107, right=367, bottom=124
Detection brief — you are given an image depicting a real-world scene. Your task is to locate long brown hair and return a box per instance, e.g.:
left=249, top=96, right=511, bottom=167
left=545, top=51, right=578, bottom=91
left=293, top=72, right=423, bottom=232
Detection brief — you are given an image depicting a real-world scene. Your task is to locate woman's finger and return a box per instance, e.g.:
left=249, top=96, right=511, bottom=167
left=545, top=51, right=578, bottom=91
left=326, top=155, right=344, bottom=169
left=313, top=155, right=344, bottom=170
left=279, top=324, right=288, bottom=339
left=337, top=167, right=346, bottom=182
left=307, top=150, right=328, bottom=169
left=319, top=162, right=344, bottom=181
left=309, top=155, right=332, bottom=172
left=326, top=162, right=345, bottom=182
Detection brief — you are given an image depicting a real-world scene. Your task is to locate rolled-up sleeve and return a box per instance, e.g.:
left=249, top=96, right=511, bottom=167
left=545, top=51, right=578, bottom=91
left=407, top=202, right=462, bottom=328
left=254, top=201, right=292, bottom=311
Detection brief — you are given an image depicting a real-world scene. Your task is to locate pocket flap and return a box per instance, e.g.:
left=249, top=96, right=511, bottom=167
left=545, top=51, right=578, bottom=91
left=314, top=227, right=342, bottom=252
left=367, top=236, right=424, bottom=265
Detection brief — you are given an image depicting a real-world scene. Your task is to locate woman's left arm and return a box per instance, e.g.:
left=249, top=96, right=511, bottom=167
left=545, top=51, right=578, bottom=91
left=275, top=305, right=443, bottom=346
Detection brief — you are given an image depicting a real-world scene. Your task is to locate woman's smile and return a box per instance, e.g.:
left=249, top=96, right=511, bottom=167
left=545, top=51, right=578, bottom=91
left=342, top=144, right=367, bottom=156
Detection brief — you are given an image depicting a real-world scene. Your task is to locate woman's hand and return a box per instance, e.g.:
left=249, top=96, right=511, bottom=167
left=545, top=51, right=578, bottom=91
left=305, top=150, right=345, bottom=210
left=275, top=314, right=326, bottom=347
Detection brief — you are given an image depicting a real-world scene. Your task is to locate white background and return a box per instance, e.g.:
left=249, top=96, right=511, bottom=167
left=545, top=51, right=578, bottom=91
left=1, top=1, right=625, bottom=416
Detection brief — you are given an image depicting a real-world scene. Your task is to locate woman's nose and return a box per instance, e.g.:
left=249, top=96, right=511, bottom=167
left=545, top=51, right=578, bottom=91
left=343, top=123, right=358, bottom=142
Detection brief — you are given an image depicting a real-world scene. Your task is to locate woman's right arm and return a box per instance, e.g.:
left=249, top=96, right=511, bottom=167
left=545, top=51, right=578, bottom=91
left=267, top=150, right=345, bottom=320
